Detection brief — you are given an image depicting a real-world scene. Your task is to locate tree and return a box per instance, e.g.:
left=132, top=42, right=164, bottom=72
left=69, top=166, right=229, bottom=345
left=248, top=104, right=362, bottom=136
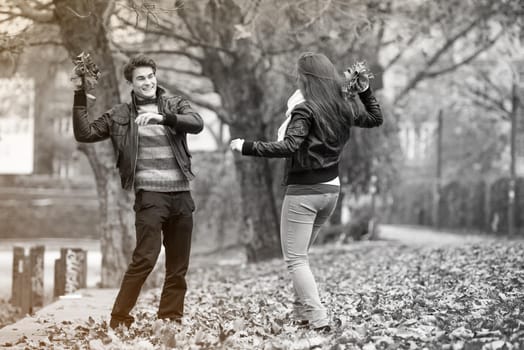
left=54, top=0, right=137, bottom=287
left=1, top=0, right=135, bottom=287
left=107, top=0, right=382, bottom=261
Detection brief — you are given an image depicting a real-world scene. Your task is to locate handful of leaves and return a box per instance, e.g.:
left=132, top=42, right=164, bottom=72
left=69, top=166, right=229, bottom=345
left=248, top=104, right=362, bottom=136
left=72, top=52, right=100, bottom=99
left=342, top=61, right=374, bottom=98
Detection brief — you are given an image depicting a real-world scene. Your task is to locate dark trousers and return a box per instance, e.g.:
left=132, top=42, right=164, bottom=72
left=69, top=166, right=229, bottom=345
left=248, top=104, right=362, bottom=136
left=111, top=190, right=195, bottom=324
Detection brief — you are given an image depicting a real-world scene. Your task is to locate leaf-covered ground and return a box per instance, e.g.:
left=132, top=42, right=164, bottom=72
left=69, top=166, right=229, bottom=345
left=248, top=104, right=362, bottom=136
left=5, top=240, right=524, bottom=349
left=0, top=300, right=20, bottom=330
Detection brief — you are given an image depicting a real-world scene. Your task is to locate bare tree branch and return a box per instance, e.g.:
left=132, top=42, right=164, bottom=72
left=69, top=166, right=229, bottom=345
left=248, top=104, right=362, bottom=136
left=463, top=84, right=511, bottom=115
left=395, top=10, right=494, bottom=101
left=152, top=19, right=237, bottom=57
left=109, top=40, right=205, bottom=78
left=0, top=13, right=17, bottom=24
left=475, top=66, right=507, bottom=98
left=289, top=0, right=333, bottom=34
left=16, top=1, right=55, bottom=22
left=123, top=48, right=203, bottom=63
left=110, top=42, right=206, bottom=84
left=261, top=40, right=302, bottom=56
left=242, top=0, right=264, bottom=25
left=115, top=14, right=236, bottom=57
left=27, top=40, right=63, bottom=47
left=384, top=32, right=419, bottom=70
left=157, top=65, right=203, bottom=79
left=425, top=30, right=504, bottom=78
left=102, top=0, right=116, bottom=31
left=176, top=4, right=200, bottom=41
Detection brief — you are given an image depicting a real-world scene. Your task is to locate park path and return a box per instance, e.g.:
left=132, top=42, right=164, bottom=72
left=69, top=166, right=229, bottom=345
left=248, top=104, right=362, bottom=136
left=0, top=224, right=494, bottom=348
left=377, top=224, right=494, bottom=246
left=0, top=288, right=118, bottom=347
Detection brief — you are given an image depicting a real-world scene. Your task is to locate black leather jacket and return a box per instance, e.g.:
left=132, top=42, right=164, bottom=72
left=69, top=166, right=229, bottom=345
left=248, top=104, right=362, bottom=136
left=242, top=88, right=383, bottom=185
left=72, top=86, right=204, bottom=190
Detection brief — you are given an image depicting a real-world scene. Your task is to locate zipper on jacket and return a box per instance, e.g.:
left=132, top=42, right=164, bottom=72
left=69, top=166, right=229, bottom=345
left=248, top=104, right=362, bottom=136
left=130, top=106, right=139, bottom=190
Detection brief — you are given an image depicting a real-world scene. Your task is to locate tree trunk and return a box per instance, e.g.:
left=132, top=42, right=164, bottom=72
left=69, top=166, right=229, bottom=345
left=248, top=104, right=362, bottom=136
left=53, top=0, right=134, bottom=287
left=202, top=50, right=281, bottom=261
left=229, top=103, right=281, bottom=261
left=234, top=156, right=281, bottom=261
left=33, top=68, right=58, bottom=174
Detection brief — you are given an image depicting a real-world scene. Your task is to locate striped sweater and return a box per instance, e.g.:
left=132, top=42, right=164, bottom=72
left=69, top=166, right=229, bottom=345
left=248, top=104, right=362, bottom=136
left=134, top=104, right=190, bottom=192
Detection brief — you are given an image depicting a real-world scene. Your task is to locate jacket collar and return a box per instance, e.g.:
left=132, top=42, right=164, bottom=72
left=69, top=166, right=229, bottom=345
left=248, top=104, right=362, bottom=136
left=131, top=85, right=167, bottom=108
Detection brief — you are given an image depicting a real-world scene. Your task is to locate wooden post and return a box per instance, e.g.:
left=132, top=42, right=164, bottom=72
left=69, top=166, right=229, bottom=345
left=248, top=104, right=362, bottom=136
left=11, top=247, right=31, bottom=314
left=11, top=247, right=25, bottom=310
left=54, top=248, right=87, bottom=297
left=54, top=255, right=65, bottom=298
left=64, top=248, right=87, bottom=293
left=29, top=246, right=45, bottom=308
left=12, top=246, right=46, bottom=314
left=20, top=255, right=31, bottom=314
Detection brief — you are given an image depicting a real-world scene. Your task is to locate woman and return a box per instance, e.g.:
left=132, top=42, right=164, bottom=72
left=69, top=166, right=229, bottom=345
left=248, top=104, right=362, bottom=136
left=230, top=52, right=383, bottom=331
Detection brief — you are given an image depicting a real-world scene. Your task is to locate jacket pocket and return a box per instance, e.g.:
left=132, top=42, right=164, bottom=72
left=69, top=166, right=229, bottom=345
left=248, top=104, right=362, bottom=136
left=111, top=116, right=130, bottom=136
left=177, top=192, right=196, bottom=216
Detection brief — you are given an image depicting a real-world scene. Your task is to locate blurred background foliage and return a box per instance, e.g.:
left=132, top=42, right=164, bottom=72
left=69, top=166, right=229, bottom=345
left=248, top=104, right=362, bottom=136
left=0, top=0, right=523, bottom=275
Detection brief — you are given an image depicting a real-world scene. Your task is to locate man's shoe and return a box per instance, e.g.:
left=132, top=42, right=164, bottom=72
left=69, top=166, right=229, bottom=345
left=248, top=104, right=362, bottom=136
left=161, top=317, right=182, bottom=325
left=109, top=317, right=133, bottom=330
left=290, top=320, right=309, bottom=327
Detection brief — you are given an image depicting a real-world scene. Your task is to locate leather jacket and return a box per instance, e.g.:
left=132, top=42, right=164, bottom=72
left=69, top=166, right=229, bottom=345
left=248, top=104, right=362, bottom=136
left=72, top=86, right=204, bottom=190
left=242, top=88, right=383, bottom=185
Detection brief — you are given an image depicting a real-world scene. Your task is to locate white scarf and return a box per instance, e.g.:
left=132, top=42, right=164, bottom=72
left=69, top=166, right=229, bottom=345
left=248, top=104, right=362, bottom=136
left=277, top=89, right=305, bottom=141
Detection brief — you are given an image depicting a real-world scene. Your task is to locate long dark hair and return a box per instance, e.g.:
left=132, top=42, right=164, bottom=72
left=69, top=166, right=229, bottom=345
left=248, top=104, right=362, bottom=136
left=296, top=52, right=359, bottom=142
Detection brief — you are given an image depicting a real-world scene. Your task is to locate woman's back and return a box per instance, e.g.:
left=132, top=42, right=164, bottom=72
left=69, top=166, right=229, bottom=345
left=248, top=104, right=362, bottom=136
left=296, top=52, right=360, bottom=145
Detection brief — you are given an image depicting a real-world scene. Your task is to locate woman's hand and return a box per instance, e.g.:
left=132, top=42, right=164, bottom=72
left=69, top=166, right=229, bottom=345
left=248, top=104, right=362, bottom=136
left=230, top=138, right=245, bottom=152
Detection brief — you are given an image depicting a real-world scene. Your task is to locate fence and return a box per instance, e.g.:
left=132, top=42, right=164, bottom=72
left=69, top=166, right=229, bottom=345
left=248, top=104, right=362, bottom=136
left=11, top=246, right=87, bottom=314
left=387, top=177, right=524, bottom=235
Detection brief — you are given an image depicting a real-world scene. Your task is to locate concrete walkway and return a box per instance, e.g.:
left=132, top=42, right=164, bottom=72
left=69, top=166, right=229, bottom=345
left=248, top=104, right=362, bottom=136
left=0, top=288, right=117, bottom=347
left=378, top=224, right=495, bottom=246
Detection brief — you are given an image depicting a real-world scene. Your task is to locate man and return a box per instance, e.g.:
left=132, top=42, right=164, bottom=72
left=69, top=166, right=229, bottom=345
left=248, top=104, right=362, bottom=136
left=71, top=55, right=204, bottom=329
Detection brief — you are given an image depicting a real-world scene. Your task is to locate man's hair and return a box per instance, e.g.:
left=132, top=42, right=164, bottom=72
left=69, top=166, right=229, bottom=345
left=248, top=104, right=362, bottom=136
left=123, top=55, right=157, bottom=82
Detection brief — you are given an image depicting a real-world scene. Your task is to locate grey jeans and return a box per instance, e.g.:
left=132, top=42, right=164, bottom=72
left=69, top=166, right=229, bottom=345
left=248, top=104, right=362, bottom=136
left=280, top=184, right=339, bottom=328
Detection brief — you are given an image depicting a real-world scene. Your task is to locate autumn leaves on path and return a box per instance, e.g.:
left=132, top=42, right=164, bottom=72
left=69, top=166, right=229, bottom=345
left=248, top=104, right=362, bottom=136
left=6, top=240, right=524, bottom=349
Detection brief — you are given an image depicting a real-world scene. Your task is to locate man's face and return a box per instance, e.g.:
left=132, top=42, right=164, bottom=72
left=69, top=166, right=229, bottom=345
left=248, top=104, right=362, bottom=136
left=131, top=66, right=157, bottom=99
